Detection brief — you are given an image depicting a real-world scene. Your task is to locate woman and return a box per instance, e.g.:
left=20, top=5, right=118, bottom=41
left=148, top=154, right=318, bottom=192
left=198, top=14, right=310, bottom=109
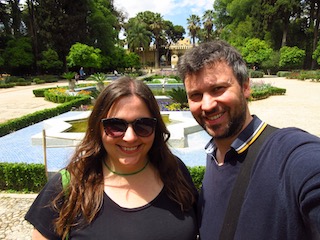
left=25, top=77, right=198, bottom=239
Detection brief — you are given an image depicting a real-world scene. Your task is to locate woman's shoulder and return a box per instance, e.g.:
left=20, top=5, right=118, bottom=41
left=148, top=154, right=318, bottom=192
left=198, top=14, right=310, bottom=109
left=36, top=171, right=64, bottom=199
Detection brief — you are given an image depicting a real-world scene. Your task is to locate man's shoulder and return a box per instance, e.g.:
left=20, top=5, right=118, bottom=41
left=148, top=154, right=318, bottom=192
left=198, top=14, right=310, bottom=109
left=262, top=126, right=320, bottom=153
left=271, top=127, right=319, bottom=141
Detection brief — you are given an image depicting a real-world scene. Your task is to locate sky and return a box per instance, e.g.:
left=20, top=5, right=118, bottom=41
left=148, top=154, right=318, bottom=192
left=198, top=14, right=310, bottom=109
left=19, top=0, right=214, bottom=38
left=113, top=0, right=214, bottom=36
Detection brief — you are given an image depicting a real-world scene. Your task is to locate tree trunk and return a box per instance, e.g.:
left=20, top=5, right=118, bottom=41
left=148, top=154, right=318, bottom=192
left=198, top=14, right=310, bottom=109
left=68, top=80, right=76, bottom=92
left=27, top=0, right=39, bottom=74
left=311, top=3, right=320, bottom=69
left=96, top=82, right=105, bottom=92
left=155, top=40, right=160, bottom=69
left=281, top=17, right=289, bottom=47
left=9, top=0, right=21, bottom=36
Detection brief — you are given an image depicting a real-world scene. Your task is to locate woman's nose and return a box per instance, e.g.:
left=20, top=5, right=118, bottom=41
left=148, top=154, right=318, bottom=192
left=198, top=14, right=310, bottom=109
left=122, top=125, right=138, bottom=141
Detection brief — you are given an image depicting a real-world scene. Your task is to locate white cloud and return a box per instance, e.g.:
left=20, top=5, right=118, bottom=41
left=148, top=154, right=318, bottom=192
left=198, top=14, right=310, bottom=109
left=179, top=0, right=213, bottom=10
left=113, top=0, right=177, bottom=19
left=113, top=0, right=214, bottom=20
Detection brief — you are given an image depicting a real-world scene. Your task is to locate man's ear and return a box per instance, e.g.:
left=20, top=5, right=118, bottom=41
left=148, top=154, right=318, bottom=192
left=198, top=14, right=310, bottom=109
left=243, top=78, right=251, bottom=99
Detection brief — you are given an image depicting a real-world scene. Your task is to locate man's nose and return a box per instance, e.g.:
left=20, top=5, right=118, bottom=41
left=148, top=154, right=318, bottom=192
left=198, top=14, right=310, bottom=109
left=201, top=93, right=217, bottom=111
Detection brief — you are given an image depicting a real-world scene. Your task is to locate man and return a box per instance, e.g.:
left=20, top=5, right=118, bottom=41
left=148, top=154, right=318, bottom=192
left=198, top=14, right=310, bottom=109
left=79, top=67, right=85, bottom=80
left=177, top=40, right=320, bottom=239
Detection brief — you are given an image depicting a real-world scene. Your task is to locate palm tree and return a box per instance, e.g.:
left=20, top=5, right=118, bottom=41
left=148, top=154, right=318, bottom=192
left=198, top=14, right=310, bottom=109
left=87, top=72, right=106, bottom=92
left=126, top=20, right=152, bottom=67
left=62, top=72, right=76, bottom=92
left=136, top=11, right=166, bottom=69
left=149, top=13, right=166, bottom=69
left=187, top=14, right=201, bottom=46
left=202, top=10, right=215, bottom=42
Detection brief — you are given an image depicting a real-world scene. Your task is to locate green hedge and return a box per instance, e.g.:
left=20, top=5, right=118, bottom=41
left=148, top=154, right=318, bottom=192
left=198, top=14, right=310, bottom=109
left=15, top=81, right=32, bottom=86
left=0, top=163, right=47, bottom=192
left=44, top=91, right=86, bottom=103
left=251, top=87, right=286, bottom=100
left=286, top=70, right=320, bottom=81
left=0, top=163, right=206, bottom=193
left=33, top=87, right=57, bottom=97
left=187, top=166, right=205, bottom=190
left=0, top=83, right=16, bottom=88
left=0, top=96, right=91, bottom=137
left=277, top=71, right=291, bottom=77
left=249, top=70, right=264, bottom=78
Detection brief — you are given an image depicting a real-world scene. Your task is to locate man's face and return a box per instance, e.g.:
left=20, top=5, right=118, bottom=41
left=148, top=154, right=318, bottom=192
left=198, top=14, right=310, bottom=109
left=184, top=61, right=251, bottom=140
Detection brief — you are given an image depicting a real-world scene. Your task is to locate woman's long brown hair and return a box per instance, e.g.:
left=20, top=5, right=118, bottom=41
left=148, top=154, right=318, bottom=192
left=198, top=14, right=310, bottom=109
left=52, top=77, right=196, bottom=239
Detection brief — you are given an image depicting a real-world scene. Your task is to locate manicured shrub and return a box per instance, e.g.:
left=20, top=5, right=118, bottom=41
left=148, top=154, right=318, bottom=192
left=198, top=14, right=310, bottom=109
left=249, top=70, right=264, bottom=78
left=288, top=70, right=320, bottom=81
left=0, top=96, right=91, bottom=137
left=0, top=162, right=47, bottom=192
left=250, top=81, right=286, bottom=100
left=0, top=163, right=206, bottom=193
left=277, top=71, right=291, bottom=77
left=33, top=87, right=55, bottom=97
left=0, top=83, right=16, bottom=88
left=187, top=166, right=206, bottom=190
left=33, top=77, right=46, bottom=84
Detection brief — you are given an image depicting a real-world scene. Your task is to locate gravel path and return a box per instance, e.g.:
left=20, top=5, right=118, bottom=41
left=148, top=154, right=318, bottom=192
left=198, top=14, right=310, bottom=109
left=0, top=83, right=61, bottom=124
left=249, top=77, right=320, bottom=137
left=0, top=194, right=35, bottom=240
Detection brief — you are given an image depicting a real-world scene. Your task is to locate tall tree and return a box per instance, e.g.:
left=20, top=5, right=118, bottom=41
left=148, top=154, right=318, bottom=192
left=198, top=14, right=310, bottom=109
left=126, top=19, right=152, bottom=66
left=87, top=0, right=119, bottom=55
left=8, top=0, right=22, bottom=36
left=135, top=11, right=166, bottom=68
left=164, top=21, right=185, bottom=45
left=149, top=13, right=166, bottom=68
left=307, top=0, right=320, bottom=69
left=202, top=10, right=215, bottom=42
left=0, top=1, right=12, bottom=37
left=187, top=14, right=201, bottom=46
left=25, top=0, right=39, bottom=73
left=274, top=0, right=301, bottom=47
left=34, top=0, right=90, bottom=71
left=163, top=20, right=185, bottom=62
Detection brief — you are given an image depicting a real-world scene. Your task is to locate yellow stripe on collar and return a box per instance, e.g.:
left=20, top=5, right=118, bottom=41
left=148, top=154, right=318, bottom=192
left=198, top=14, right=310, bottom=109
left=237, top=122, right=268, bottom=154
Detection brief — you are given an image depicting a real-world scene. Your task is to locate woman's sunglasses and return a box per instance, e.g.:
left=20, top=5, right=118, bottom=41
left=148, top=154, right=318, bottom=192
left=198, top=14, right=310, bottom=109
left=101, top=117, right=157, bottom=138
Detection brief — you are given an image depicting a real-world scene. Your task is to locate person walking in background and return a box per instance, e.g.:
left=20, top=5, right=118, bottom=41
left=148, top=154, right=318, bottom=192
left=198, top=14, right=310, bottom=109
left=25, top=77, right=198, bottom=240
left=79, top=67, right=85, bottom=80
left=177, top=40, right=320, bottom=240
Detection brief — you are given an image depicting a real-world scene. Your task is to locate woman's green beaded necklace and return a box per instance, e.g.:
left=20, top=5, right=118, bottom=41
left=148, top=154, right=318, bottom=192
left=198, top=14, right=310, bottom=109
left=103, top=159, right=149, bottom=176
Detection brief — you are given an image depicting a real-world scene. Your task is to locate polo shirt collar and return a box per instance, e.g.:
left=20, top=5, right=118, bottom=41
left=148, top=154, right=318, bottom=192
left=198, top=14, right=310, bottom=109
left=205, top=115, right=267, bottom=155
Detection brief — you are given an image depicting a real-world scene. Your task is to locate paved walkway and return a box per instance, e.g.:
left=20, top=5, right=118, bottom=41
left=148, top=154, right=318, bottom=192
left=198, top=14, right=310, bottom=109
left=0, top=76, right=320, bottom=239
left=0, top=82, right=61, bottom=123
left=249, top=77, right=320, bottom=137
left=0, top=194, right=35, bottom=239
left=1, top=77, right=320, bottom=135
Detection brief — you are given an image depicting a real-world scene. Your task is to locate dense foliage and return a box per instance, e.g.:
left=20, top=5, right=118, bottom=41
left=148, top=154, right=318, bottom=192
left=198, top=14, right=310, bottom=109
left=0, top=162, right=205, bottom=192
left=0, top=0, right=319, bottom=76
left=0, top=163, right=47, bottom=192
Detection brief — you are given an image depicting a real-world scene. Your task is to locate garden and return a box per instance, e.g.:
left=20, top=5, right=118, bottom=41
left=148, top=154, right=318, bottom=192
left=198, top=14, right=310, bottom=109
left=0, top=71, right=288, bottom=137
left=0, top=0, right=319, bottom=194
left=0, top=71, right=289, bottom=193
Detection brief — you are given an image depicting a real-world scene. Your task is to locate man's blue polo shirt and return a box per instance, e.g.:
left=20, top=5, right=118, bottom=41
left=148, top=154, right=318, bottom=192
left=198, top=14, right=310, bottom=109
left=198, top=115, right=320, bottom=239
left=198, top=115, right=267, bottom=239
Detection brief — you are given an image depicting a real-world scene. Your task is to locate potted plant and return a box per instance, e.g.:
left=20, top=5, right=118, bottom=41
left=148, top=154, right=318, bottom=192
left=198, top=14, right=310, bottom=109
left=62, top=72, right=76, bottom=92
left=87, top=73, right=106, bottom=92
